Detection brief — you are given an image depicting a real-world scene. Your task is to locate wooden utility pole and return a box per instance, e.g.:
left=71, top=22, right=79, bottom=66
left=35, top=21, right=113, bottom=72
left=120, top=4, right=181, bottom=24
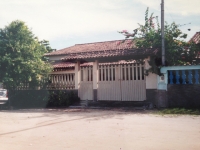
left=161, top=0, right=165, bottom=65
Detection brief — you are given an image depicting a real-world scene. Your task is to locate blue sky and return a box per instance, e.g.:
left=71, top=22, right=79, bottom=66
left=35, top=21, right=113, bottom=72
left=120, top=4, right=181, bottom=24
left=0, top=0, right=199, bottom=50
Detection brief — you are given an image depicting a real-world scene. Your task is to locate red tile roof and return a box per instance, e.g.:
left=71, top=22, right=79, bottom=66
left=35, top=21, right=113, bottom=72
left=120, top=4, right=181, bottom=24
left=45, top=39, right=136, bottom=56
left=46, top=39, right=158, bottom=60
left=52, top=62, right=74, bottom=68
left=61, top=48, right=157, bottom=60
left=189, top=32, right=200, bottom=44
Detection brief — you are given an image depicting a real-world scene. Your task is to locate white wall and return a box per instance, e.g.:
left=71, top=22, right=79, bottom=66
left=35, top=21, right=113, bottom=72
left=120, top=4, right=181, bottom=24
left=146, top=73, right=158, bottom=89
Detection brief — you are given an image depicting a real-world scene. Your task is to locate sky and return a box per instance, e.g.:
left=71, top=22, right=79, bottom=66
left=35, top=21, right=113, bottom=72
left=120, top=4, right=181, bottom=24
left=0, top=0, right=200, bottom=50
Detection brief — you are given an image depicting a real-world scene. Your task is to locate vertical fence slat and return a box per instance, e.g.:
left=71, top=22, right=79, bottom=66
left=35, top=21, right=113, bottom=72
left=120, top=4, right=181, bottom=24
left=175, top=70, right=180, bottom=84
left=195, top=70, right=199, bottom=84
left=169, top=70, right=173, bottom=84
left=111, top=66, right=113, bottom=81
left=188, top=70, right=193, bottom=84
left=139, top=64, right=142, bottom=81
left=182, top=70, right=186, bottom=84
left=135, top=64, right=138, bottom=81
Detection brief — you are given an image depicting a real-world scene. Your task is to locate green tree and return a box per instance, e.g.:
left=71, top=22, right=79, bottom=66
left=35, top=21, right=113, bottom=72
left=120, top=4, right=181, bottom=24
left=119, top=8, right=199, bottom=74
left=0, top=20, right=53, bottom=89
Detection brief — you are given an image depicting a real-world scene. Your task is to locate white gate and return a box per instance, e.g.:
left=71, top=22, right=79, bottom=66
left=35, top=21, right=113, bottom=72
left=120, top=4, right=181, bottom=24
left=98, top=65, right=121, bottom=101
left=98, top=63, right=146, bottom=101
left=79, top=66, right=93, bottom=100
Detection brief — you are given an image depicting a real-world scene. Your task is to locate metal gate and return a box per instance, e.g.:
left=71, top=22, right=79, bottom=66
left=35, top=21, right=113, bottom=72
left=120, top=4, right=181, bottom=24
left=98, top=63, right=146, bottom=101
left=79, top=66, right=93, bottom=100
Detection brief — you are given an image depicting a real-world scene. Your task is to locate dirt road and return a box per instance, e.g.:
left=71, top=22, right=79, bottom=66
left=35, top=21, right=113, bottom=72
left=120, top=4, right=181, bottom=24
left=0, top=108, right=200, bottom=150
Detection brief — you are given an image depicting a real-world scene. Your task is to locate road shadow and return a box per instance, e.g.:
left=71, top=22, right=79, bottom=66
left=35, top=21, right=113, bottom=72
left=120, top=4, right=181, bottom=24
left=0, top=108, right=155, bottom=136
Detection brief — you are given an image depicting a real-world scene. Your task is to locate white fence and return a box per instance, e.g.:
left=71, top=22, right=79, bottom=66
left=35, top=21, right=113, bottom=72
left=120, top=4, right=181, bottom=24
left=47, top=74, right=75, bottom=90
left=13, top=63, right=146, bottom=101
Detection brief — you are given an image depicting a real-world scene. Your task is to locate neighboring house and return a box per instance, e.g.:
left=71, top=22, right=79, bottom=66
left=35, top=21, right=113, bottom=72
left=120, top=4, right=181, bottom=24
left=189, top=32, right=200, bottom=62
left=45, top=39, right=159, bottom=103
left=189, top=32, right=200, bottom=44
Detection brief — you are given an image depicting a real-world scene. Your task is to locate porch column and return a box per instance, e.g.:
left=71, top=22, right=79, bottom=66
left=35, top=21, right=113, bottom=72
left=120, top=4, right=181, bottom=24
left=75, top=61, right=80, bottom=90
left=93, top=60, right=99, bottom=101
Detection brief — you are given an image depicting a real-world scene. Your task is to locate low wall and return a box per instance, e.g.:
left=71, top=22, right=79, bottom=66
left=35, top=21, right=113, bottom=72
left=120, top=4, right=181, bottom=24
left=167, top=85, right=200, bottom=108
left=146, top=85, right=200, bottom=108
left=8, top=90, right=79, bottom=108
left=146, top=89, right=168, bottom=108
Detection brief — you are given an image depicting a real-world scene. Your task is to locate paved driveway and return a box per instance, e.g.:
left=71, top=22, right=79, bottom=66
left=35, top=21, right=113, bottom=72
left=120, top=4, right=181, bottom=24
left=0, top=109, right=200, bottom=150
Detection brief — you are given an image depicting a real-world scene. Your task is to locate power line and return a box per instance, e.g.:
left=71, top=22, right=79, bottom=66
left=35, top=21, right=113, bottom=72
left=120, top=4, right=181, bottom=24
left=179, top=22, right=191, bottom=27
left=165, top=5, right=175, bottom=22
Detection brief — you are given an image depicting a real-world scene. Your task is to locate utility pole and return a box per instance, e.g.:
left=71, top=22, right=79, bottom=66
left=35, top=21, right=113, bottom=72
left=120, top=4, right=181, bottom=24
left=161, top=0, right=165, bottom=65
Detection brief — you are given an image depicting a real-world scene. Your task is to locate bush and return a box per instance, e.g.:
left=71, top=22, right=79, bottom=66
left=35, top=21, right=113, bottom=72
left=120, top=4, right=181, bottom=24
left=8, top=90, right=80, bottom=108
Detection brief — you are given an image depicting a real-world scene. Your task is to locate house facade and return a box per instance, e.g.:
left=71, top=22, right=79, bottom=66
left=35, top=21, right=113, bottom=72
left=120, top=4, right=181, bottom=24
left=45, top=32, right=200, bottom=108
left=45, top=39, right=160, bottom=103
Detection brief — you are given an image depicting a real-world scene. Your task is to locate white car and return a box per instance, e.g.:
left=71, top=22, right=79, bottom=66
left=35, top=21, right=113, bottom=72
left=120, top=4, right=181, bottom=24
left=0, top=89, right=8, bottom=105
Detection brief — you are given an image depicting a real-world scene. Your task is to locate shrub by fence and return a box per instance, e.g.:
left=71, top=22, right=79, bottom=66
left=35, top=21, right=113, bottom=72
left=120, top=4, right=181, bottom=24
left=8, top=90, right=80, bottom=108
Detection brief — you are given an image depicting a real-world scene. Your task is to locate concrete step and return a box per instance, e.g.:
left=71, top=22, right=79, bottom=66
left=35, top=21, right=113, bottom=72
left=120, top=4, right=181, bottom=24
left=80, top=100, right=88, bottom=107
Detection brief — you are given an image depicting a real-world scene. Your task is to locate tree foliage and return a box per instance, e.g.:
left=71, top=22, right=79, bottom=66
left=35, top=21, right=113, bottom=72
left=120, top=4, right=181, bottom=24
left=119, top=8, right=199, bottom=75
left=0, top=20, right=53, bottom=89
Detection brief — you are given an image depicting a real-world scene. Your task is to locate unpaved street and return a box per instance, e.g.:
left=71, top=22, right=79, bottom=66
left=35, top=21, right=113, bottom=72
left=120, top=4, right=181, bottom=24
left=0, top=109, right=200, bottom=150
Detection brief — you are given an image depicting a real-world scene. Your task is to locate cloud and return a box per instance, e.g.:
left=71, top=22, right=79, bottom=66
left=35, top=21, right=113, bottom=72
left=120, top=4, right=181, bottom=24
left=135, top=0, right=200, bottom=16
left=0, top=0, right=142, bottom=40
left=0, top=0, right=199, bottom=49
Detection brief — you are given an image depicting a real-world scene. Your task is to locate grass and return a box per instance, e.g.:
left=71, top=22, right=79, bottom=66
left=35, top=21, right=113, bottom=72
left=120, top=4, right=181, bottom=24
left=157, top=108, right=200, bottom=115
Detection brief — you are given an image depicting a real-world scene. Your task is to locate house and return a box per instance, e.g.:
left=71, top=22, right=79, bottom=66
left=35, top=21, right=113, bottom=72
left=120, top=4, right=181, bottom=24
left=45, top=34, right=200, bottom=108
left=45, top=39, right=160, bottom=104
left=189, top=32, right=200, bottom=63
left=189, top=32, right=200, bottom=44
